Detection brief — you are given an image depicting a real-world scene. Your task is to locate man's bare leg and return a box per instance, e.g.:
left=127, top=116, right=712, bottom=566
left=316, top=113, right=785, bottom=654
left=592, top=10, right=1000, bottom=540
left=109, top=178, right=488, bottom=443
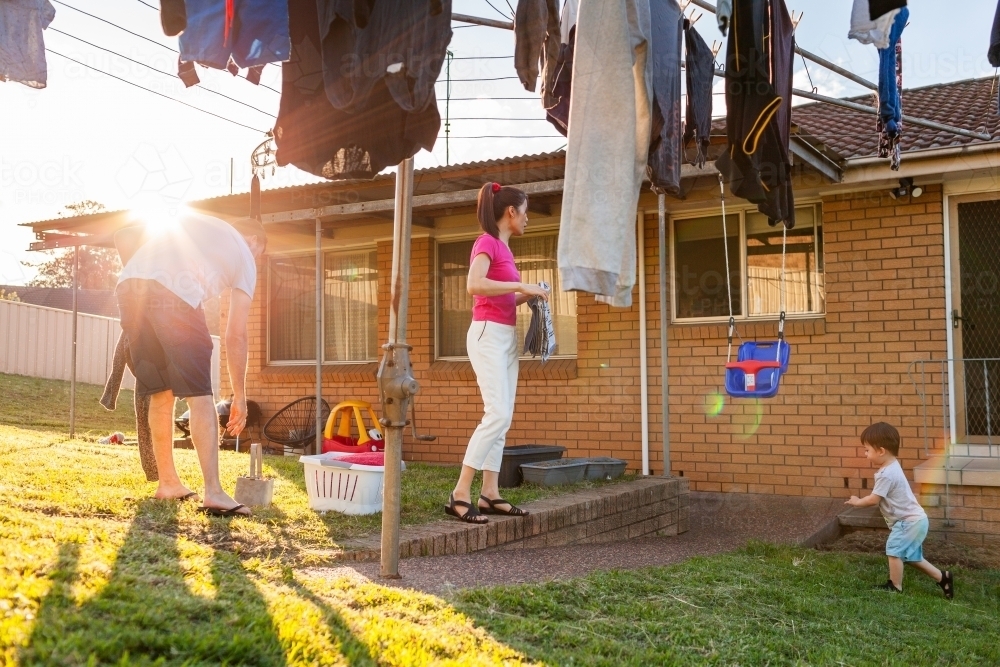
left=148, top=390, right=197, bottom=500
left=188, top=395, right=249, bottom=514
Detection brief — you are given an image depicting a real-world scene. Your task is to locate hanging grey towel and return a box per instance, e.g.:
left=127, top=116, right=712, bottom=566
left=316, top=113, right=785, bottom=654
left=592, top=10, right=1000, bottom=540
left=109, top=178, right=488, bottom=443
left=523, top=281, right=556, bottom=362
left=101, top=332, right=158, bottom=482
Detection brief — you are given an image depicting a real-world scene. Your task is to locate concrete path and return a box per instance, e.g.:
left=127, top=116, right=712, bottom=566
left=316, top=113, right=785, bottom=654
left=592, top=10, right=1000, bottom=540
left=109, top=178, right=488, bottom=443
left=306, top=492, right=845, bottom=595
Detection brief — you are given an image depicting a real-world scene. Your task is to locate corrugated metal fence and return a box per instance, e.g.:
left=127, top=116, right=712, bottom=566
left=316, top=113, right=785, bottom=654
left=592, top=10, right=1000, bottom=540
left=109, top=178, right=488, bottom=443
left=0, top=299, right=220, bottom=393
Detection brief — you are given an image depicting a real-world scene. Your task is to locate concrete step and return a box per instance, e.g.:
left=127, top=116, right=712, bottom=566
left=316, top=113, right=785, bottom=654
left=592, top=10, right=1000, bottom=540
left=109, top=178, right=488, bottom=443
left=914, top=456, right=1000, bottom=487
left=838, top=505, right=886, bottom=530
left=337, top=476, right=690, bottom=562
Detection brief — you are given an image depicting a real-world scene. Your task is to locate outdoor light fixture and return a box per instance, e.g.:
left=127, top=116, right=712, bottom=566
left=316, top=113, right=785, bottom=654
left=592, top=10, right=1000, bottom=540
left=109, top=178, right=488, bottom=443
left=890, top=177, right=922, bottom=199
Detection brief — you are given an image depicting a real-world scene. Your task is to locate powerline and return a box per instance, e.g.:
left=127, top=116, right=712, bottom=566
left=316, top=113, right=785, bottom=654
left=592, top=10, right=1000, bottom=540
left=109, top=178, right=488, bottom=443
left=483, top=0, right=512, bottom=20
left=46, top=48, right=267, bottom=134
left=54, top=0, right=176, bottom=52
left=437, top=135, right=563, bottom=139
left=51, top=0, right=281, bottom=94
left=48, top=27, right=277, bottom=118
left=450, top=55, right=513, bottom=60
left=134, top=0, right=157, bottom=9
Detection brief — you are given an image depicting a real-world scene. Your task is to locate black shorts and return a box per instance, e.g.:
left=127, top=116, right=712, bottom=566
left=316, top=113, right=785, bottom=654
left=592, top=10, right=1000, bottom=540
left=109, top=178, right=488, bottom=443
left=116, top=279, right=214, bottom=399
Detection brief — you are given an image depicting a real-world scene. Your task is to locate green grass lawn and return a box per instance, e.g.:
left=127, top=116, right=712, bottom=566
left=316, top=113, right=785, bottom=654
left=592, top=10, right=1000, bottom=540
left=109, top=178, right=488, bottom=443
left=3, top=373, right=999, bottom=665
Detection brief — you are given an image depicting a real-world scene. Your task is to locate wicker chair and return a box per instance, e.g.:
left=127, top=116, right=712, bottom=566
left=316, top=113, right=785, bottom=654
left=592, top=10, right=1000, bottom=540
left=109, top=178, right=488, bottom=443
left=262, top=397, right=331, bottom=455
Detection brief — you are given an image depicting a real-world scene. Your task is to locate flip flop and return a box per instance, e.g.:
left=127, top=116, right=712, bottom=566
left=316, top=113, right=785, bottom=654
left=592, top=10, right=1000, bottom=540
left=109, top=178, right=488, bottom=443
left=177, top=492, right=199, bottom=502
left=199, top=504, right=251, bottom=517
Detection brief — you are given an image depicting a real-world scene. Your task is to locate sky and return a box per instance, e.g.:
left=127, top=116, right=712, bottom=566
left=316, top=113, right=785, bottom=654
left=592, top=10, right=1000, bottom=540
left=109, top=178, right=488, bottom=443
left=1, top=0, right=998, bottom=284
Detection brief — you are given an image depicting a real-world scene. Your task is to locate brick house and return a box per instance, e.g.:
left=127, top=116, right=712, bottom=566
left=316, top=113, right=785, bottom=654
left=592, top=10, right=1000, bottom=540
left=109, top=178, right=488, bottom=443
left=24, top=77, right=1000, bottom=545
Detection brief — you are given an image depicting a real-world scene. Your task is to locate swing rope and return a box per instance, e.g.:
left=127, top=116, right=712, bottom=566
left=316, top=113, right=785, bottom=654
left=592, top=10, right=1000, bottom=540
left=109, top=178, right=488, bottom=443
left=778, top=220, right=787, bottom=360
left=719, top=173, right=736, bottom=363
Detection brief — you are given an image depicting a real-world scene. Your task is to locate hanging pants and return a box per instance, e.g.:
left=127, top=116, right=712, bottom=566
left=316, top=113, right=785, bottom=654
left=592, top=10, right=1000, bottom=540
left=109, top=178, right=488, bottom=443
left=463, top=321, right=520, bottom=472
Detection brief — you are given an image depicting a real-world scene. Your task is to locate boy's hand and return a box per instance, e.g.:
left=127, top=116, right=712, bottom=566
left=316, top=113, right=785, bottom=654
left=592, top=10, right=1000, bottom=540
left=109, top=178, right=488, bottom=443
left=845, top=495, right=862, bottom=507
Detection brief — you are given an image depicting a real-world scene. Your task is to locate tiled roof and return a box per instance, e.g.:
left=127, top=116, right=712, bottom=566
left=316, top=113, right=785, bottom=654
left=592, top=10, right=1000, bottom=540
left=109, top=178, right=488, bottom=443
left=790, top=77, right=1000, bottom=160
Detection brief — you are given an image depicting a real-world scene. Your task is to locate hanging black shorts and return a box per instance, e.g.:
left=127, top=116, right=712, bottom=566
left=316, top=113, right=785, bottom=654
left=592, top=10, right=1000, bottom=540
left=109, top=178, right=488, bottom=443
left=116, top=279, right=214, bottom=399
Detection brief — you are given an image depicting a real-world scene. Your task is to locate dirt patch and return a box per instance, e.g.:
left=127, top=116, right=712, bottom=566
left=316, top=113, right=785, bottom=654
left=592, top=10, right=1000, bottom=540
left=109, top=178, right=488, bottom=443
left=821, top=530, right=1000, bottom=570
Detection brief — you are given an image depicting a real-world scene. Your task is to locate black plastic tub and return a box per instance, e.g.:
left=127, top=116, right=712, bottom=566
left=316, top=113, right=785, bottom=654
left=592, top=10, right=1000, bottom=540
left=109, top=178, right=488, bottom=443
left=498, top=445, right=566, bottom=488
left=520, top=458, right=588, bottom=487
left=583, top=457, right=628, bottom=481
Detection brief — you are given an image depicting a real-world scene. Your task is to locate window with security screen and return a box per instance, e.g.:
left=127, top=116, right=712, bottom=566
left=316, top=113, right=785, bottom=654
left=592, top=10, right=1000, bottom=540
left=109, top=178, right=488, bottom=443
left=672, top=204, right=824, bottom=322
left=437, top=232, right=577, bottom=359
left=268, top=249, right=378, bottom=363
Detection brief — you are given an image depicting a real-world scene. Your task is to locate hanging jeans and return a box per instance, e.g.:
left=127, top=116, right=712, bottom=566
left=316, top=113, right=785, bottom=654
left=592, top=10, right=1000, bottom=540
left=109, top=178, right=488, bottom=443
left=463, top=321, right=520, bottom=473
left=878, top=7, right=907, bottom=136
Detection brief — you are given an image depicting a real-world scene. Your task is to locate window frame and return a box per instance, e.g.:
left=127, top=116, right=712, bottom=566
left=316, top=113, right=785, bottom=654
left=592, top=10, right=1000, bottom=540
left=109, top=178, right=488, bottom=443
left=266, top=244, right=379, bottom=366
left=433, top=227, right=578, bottom=362
left=669, top=202, right=824, bottom=324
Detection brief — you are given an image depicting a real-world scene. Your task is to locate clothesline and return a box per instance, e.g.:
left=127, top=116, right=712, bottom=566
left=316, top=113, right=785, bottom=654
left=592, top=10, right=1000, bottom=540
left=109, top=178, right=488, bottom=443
left=455, top=3, right=990, bottom=145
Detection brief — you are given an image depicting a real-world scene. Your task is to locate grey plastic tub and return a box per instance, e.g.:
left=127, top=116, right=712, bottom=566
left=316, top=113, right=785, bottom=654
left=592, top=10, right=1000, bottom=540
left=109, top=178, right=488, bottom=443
left=583, top=457, right=628, bottom=481
left=498, top=445, right=566, bottom=488
left=519, top=458, right=588, bottom=487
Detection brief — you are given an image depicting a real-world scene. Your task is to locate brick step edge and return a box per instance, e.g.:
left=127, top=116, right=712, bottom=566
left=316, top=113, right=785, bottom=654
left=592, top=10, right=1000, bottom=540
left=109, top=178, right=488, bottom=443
left=336, top=476, right=690, bottom=562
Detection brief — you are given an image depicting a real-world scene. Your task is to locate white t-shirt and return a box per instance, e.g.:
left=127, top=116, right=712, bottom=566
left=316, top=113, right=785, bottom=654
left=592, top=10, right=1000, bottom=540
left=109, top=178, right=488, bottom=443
left=872, top=459, right=927, bottom=527
left=118, top=212, right=257, bottom=308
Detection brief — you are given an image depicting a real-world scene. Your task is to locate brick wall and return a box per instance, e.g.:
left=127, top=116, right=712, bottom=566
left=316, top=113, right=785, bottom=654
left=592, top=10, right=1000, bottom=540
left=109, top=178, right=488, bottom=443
left=669, top=185, right=947, bottom=496
left=225, top=185, right=954, bottom=501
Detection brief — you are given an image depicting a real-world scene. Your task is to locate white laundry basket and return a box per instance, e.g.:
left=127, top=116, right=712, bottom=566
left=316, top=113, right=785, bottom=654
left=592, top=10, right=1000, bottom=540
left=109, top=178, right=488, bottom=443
left=299, top=453, right=405, bottom=515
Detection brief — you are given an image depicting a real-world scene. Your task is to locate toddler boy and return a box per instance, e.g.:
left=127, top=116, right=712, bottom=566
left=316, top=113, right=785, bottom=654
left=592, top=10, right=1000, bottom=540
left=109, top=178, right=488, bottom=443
left=845, top=422, right=954, bottom=598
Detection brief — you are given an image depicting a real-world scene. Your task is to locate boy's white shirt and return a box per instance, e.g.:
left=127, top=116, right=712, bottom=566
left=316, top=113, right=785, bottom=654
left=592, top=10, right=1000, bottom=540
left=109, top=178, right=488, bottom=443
left=871, top=458, right=927, bottom=528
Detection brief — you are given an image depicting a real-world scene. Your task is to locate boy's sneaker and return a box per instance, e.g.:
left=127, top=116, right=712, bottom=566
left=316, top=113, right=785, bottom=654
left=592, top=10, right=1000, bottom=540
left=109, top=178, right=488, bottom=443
left=937, top=570, right=954, bottom=600
left=874, top=579, right=902, bottom=593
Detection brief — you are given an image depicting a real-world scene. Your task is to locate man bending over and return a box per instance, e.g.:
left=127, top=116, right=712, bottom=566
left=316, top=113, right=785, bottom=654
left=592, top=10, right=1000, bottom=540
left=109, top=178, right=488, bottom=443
left=116, top=213, right=265, bottom=517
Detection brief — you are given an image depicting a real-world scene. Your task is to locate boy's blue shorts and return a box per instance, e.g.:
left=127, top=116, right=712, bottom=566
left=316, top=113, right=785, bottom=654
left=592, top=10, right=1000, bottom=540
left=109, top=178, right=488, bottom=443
left=885, top=516, right=929, bottom=563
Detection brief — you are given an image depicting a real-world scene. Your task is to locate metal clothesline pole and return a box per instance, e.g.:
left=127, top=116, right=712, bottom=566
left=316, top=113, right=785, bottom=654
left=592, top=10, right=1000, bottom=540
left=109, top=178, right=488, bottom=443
left=378, top=157, right=417, bottom=579
left=791, top=88, right=993, bottom=141
left=69, top=246, right=78, bottom=438
left=315, top=218, right=323, bottom=456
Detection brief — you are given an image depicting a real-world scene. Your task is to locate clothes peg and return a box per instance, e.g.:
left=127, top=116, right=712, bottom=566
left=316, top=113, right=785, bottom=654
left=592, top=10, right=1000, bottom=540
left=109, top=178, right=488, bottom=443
left=687, top=10, right=703, bottom=27
left=791, top=11, right=804, bottom=31
left=711, top=41, right=723, bottom=60
left=679, top=0, right=692, bottom=12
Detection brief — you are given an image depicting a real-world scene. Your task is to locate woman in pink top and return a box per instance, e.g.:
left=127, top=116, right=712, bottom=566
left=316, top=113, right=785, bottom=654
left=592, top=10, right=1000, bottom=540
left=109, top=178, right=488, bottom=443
left=445, top=182, right=550, bottom=523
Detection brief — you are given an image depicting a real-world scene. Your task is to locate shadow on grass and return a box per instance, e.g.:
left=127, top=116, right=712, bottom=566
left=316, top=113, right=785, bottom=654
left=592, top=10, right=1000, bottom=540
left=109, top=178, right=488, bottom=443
left=19, top=500, right=293, bottom=665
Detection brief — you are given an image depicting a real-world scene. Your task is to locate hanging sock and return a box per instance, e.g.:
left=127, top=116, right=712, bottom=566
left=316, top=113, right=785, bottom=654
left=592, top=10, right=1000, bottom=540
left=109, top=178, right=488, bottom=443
left=877, top=7, right=907, bottom=171
left=869, top=0, right=906, bottom=21
left=159, top=0, right=186, bottom=37
left=178, top=57, right=200, bottom=87
left=0, top=0, right=56, bottom=89
left=544, top=0, right=579, bottom=137
left=250, top=173, right=261, bottom=220
left=684, top=17, right=715, bottom=168
left=848, top=0, right=899, bottom=50
left=514, top=0, right=561, bottom=103
left=716, top=0, right=732, bottom=36
left=990, top=1, right=1000, bottom=114
left=246, top=64, right=265, bottom=85
left=646, top=0, right=684, bottom=196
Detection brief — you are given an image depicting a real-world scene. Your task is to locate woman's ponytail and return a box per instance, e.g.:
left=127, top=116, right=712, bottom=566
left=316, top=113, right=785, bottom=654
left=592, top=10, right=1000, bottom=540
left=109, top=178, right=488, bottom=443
left=476, top=182, right=528, bottom=238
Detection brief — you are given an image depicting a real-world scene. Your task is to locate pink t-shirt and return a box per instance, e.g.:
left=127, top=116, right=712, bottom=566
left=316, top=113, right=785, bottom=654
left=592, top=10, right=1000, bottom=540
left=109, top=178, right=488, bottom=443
left=470, top=234, right=520, bottom=326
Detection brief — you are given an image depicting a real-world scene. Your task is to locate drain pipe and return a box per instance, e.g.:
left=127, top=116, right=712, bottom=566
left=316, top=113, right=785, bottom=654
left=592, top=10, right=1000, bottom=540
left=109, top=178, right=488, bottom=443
left=638, top=210, right=650, bottom=476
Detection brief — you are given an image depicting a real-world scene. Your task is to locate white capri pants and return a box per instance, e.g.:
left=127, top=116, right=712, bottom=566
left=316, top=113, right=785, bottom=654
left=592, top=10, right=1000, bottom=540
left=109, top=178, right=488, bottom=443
left=463, top=320, right=520, bottom=472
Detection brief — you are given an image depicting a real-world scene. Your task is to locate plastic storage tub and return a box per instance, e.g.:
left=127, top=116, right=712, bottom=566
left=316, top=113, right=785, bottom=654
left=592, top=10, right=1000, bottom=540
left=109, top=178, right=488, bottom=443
left=299, top=452, right=406, bottom=515
left=498, top=445, right=567, bottom=487
left=583, top=457, right=628, bottom=481
left=519, top=458, right=588, bottom=486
